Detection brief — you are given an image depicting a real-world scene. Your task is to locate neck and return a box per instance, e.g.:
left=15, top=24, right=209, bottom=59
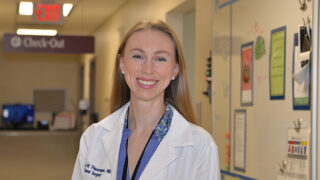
left=128, top=98, right=166, bottom=134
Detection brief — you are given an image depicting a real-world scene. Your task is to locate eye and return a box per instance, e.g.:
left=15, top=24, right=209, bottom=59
left=132, top=54, right=143, bottom=59
left=155, top=57, right=167, bottom=62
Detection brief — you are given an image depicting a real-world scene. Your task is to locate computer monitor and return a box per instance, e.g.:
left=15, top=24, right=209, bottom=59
left=2, top=104, right=34, bottom=125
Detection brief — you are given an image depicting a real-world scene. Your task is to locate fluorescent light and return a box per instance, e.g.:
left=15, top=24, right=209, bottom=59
left=19, top=1, right=33, bottom=15
left=17, top=29, right=57, bottom=36
left=63, top=3, right=73, bottom=16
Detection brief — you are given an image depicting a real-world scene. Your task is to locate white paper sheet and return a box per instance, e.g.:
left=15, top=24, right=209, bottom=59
left=234, top=110, right=246, bottom=171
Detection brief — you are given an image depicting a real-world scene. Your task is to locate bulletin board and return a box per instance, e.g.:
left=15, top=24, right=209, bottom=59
left=212, top=0, right=313, bottom=179
left=33, top=88, right=66, bottom=112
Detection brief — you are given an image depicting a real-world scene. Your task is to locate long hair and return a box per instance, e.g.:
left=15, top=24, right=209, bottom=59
left=110, top=20, right=197, bottom=125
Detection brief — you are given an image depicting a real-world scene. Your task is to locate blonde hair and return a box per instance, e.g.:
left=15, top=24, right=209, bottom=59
left=110, top=20, right=197, bottom=125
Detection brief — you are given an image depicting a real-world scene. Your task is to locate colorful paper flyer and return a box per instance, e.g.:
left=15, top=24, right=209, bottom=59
left=270, top=26, right=286, bottom=99
left=255, top=36, right=265, bottom=60
left=286, top=128, right=310, bottom=179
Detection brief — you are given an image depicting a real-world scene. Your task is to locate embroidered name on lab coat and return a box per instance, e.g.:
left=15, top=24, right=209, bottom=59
left=84, top=163, right=111, bottom=177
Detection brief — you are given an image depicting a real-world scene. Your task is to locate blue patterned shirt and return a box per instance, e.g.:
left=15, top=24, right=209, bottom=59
left=116, top=104, right=173, bottom=180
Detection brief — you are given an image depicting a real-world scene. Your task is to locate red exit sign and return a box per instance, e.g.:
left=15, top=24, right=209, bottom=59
left=33, top=3, right=63, bottom=25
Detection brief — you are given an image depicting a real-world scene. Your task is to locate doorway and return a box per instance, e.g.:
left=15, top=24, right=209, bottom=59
left=89, top=59, right=97, bottom=124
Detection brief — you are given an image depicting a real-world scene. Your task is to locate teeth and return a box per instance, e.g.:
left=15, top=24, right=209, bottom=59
left=138, top=79, right=156, bottom=85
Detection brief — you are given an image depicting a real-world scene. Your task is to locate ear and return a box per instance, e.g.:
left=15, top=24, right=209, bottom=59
left=172, top=63, right=179, bottom=78
left=118, top=54, right=125, bottom=73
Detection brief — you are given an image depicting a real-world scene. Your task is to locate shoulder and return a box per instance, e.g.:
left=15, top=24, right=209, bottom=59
left=169, top=108, right=219, bottom=172
left=189, top=123, right=218, bottom=150
left=98, top=103, right=129, bottom=130
left=79, top=122, right=106, bottom=149
left=80, top=103, right=129, bottom=143
left=170, top=107, right=217, bottom=149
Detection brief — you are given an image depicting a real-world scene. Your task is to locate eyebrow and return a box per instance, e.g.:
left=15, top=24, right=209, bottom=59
left=129, top=48, right=171, bottom=56
left=129, top=48, right=144, bottom=53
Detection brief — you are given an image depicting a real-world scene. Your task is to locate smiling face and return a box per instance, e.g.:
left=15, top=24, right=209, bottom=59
left=119, top=29, right=179, bottom=103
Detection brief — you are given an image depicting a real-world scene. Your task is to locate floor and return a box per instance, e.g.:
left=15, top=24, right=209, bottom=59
left=0, top=130, right=81, bottom=180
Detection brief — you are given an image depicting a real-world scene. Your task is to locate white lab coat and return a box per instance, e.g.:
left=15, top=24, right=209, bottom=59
left=72, top=103, right=220, bottom=180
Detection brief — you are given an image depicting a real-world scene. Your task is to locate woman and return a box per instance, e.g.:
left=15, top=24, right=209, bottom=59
left=72, top=20, right=220, bottom=180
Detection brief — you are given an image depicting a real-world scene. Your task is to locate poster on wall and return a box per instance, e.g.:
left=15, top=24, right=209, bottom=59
left=241, top=42, right=254, bottom=106
left=292, top=33, right=310, bottom=110
left=270, top=26, right=286, bottom=100
left=234, top=109, right=247, bottom=172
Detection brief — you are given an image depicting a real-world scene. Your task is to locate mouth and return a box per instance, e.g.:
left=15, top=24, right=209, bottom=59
left=136, top=78, right=158, bottom=89
left=137, top=78, right=157, bottom=85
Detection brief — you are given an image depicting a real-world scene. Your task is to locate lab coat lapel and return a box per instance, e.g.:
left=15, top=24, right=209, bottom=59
left=101, top=127, right=122, bottom=177
left=140, top=108, right=194, bottom=179
left=140, top=136, right=177, bottom=179
left=99, top=103, right=129, bottom=178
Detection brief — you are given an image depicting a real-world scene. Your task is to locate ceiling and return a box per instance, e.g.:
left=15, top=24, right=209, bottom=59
left=0, top=0, right=128, bottom=39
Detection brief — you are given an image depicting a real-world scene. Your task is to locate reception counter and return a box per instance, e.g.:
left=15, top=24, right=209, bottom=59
left=0, top=130, right=81, bottom=180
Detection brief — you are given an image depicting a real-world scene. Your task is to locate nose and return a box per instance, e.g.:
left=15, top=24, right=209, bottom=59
left=141, top=59, right=154, bottom=74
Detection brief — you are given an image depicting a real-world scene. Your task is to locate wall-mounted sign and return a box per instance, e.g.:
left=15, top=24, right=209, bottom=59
left=3, top=33, right=94, bottom=54
left=33, top=3, right=63, bottom=25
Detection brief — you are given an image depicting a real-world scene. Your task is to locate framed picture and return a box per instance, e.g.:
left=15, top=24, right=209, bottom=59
left=241, top=42, right=254, bottom=106
left=233, top=109, right=247, bottom=172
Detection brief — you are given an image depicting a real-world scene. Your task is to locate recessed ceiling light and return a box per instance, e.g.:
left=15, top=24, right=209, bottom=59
left=63, top=3, right=73, bottom=16
left=17, top=29, right=57, bottom=36
left=19, top=1, right=33, bottom=16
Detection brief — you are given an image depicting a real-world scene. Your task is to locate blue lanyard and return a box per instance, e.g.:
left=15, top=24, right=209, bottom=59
left=122, top=130, right=154, bottom=180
